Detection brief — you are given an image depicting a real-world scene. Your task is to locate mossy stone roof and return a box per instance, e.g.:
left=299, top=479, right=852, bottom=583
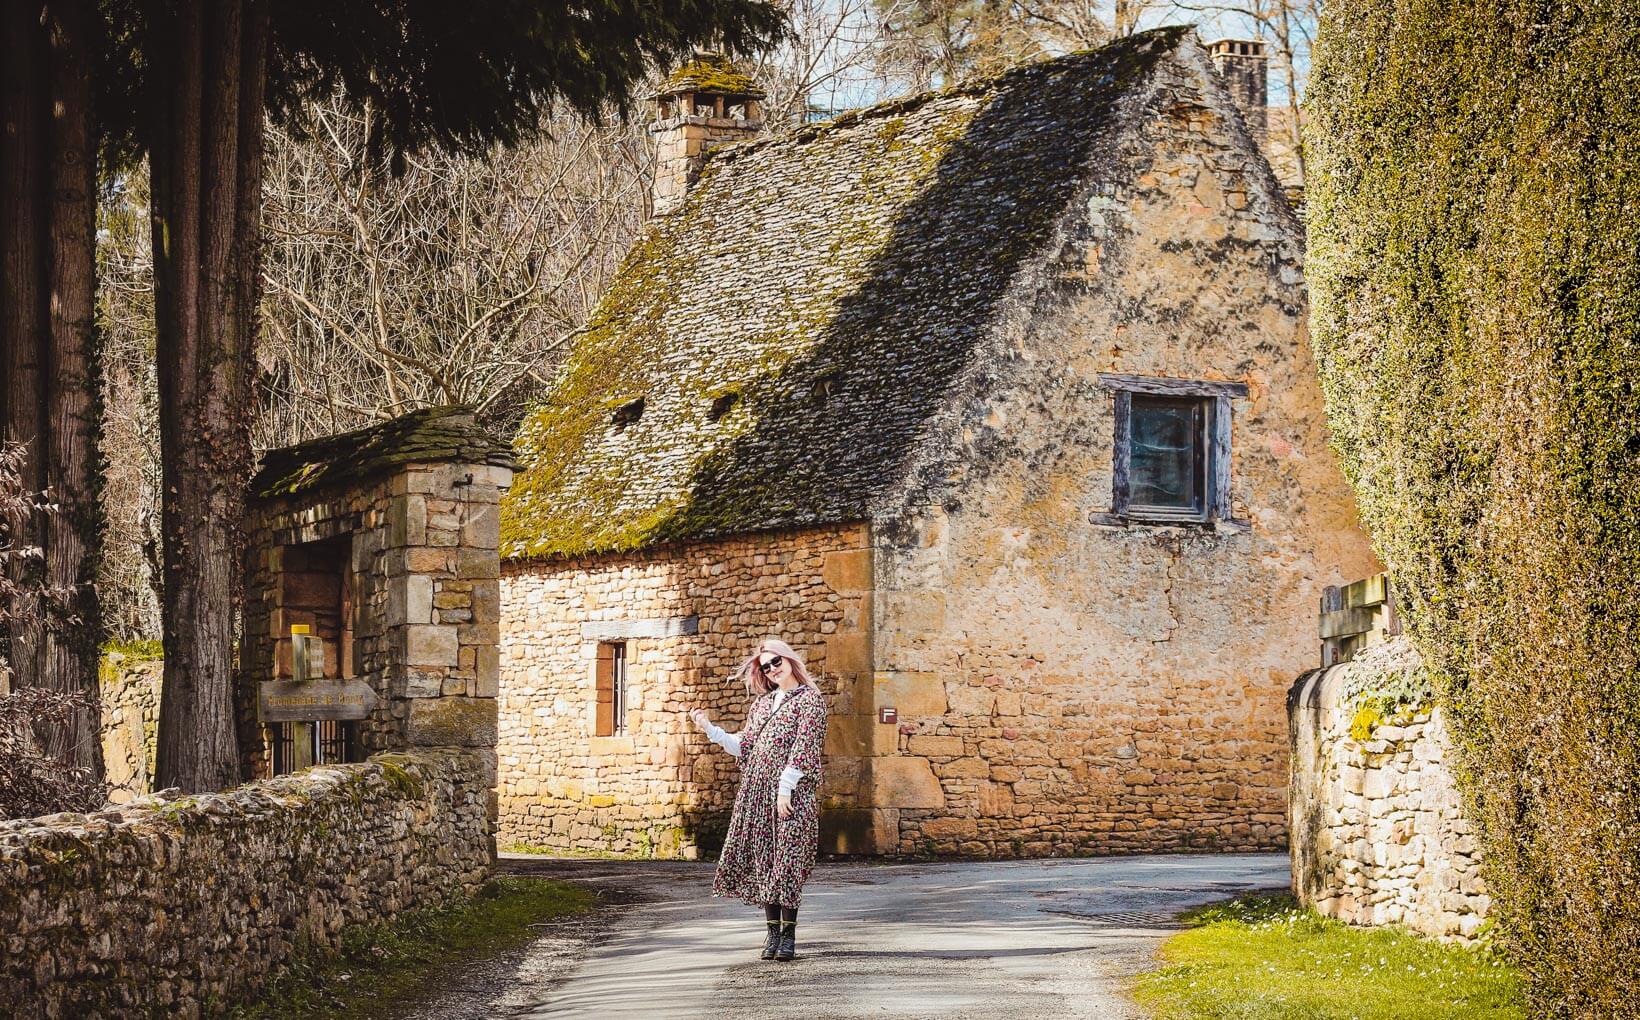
left=253, top=406, right=513, bottom=501
left=658, top=54, right=765, bottom=99
left=503, top=27, right=1192, bottom=560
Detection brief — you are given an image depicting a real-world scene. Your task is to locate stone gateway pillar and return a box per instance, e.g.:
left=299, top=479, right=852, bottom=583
left=240, top=407, right=513, bottom=821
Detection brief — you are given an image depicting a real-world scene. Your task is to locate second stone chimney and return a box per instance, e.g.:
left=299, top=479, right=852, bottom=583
left=1208, top=38, right=1269, bottom=146
left=650, top=53, right=765, bottom=216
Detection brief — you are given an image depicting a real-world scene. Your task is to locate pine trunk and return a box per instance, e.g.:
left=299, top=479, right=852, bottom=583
left=2, top=0, right=105, bottom=775
left=2, top=0, right=49, bottom=692
left=44, top=0, right=105, bottom=771
left=151, top=0, right=268, bottom=793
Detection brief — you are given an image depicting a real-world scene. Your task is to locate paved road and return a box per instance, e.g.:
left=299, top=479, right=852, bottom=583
left=407, top=853, right=1288, bottom=1020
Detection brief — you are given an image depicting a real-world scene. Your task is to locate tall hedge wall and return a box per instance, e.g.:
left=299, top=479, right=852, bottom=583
left=1307, top=3, right=1640, bottom=1013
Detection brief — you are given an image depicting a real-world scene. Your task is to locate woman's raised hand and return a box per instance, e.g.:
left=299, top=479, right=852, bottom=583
left=689, top=707, right=712, bottom=732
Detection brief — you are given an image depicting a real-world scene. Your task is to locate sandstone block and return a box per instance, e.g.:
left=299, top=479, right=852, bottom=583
left=389, top=494, right=427, bottom=547
left=463, top=502, right=501, bottom=550
left=921, top=817, right=977, bottom=840
left=826, top=631, right=872, bottom=674
left=405, top=625, right=460, bottom=667
left=821, top=548, right=871, bottom=592
left=946, top=684, right=996, bottom=718
left=872, top=756, right=945, bottom=809
left=909, top=735, right=964, bottom=757
left=873, top=671, right=948, bottom=718
left=407, top=547, right=452, bottom=574
left=824, top=714, right=872, bottom=757
left=940, top=757, right=990, bottom=779
left=406, top=697, right=497, bottom=746
left=457, top=546, right=501, bottom=581
left=388, top=575, right=434, bottom=626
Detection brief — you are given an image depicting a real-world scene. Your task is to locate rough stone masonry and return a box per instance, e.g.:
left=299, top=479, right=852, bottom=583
left=0, top=750, right=491, bottom=1018
left=1289, top=638, right=1490, bottom=941
left=496, top=29, right=1379, bottom=858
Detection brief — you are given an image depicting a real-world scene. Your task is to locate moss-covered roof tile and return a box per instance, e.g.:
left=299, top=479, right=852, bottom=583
left=503, top=28, right=1192, bottom=559
left=658, top=53, right=765, bottom=98
left=253, top=406, right=513, bottom=502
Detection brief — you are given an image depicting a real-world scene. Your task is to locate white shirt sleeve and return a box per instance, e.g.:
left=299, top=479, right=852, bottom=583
left=778, top=765, right=805, bottom=796
left=772, top=688, right=804, bottom=796
left=704, top=722, right=741, bottom=757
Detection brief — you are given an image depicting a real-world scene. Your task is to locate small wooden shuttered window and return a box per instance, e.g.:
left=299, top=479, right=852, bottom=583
left=595, top=642, right=626, bottom=736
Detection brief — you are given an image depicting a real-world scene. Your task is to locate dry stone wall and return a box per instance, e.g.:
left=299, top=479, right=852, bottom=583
left=98, top=651, right=161, bottom=802
left=0, top=750, right=490, bottom=1019
left=498, top=524, right=871, bottom=857
left=1288, top=639, right=1489, bottom=940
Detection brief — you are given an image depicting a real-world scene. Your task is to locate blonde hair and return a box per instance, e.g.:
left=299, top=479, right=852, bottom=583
left=734, top=638, right=821, bottom=697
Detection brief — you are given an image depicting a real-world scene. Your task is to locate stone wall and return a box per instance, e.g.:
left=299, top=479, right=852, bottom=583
left=99, top=651, right=161, bottom=802
left=0, top=749, right=490, bottom=1018
left=242, top=458, right=511, bottom=775
left=498, top=523, right=872, bottom=857
left=854, top=43, right=1379, bottom=856
left=1288, top=638, right=1489, bottom=940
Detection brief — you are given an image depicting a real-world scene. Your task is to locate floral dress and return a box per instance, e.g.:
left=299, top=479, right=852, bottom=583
left=711, top=685, right=827, bottom=908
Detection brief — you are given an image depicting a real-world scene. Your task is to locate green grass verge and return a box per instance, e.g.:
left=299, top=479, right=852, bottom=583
left=230, top=877, right=594, bottom=1020
left=1132, top=895, right=1525, bottom=1020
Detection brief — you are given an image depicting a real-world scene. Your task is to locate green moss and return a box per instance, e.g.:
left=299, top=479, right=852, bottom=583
left=251, top=405, right=511, bottom=502
left=372, top=755, right=426, bottom=801
left=229, top=878, right=594, bottom=1020
left=501, top=29, right=1189, bottom=561
left=659, top=54, right=764, bottom=98
left=102, top=639, right=163, bottom=663
left=1308, top=3, right=1640, bottom=1010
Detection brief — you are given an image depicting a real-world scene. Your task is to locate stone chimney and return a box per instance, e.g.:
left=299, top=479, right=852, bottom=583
left=650, top=53, right=765, bottom=216
left=1208, top=38, right=1268, bottom=146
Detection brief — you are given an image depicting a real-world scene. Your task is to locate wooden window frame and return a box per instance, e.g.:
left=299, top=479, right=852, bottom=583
left=595, top=641, right=628, bottom=737
left=1097, top=373, right=1248, bottom=526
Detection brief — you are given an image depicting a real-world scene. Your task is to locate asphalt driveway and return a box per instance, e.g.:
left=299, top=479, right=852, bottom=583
left=405, top=852, right=1288, bottom=1020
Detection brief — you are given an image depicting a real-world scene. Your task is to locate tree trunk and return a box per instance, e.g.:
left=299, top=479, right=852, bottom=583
left=2, top=0, right=49, bottom=692
left=150, top=0, right=268, bottom=793
left=2, top=0, right=105, bottom=776
left=44, top=0, right=105, bottom=772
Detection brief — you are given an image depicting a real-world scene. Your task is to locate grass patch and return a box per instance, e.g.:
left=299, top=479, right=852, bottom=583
left=231, top=877, right=593, bottom=1020
left=1132, top=894, right=1525, bottom=1020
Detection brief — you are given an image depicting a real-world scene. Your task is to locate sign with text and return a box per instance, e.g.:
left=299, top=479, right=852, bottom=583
left=258, top=679, right=378, bottom=722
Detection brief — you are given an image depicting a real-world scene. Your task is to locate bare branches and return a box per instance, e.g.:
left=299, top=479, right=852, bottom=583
left=255, top=99, right=650, bottom=445
left=0, top=442, right=105, bottom=819
left=0, top=687, right=109, bottom=819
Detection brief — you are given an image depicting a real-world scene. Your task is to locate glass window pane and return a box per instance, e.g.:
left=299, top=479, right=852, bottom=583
left=1130, top=397, right=1203, bottom=512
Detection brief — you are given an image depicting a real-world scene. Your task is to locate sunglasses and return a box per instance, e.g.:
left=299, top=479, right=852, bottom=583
left=757, top=655, right=786, bottom=673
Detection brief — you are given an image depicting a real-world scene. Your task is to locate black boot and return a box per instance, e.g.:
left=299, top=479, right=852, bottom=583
left=776, top=920, right=797, bottom=961
left=761, top=920, right=781, bottom=960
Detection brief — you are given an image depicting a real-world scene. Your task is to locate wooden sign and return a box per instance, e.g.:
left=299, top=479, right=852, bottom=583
left=259, top=679, right=378, bottom=722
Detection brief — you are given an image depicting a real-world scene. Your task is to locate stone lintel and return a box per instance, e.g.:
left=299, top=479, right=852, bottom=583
left=581, top=616, right=699, bottom=641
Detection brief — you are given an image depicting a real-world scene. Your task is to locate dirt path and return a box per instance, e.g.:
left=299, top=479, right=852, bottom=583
left=399, top=852, right=1287, bottom=1019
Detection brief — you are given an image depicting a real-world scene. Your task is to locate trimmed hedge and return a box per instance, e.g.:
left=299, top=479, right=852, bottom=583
left=1307, top=3, right=1640, bottom=1015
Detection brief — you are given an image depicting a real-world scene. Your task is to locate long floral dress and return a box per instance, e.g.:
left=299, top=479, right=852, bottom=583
left=711, top=684, right=827, bottom=908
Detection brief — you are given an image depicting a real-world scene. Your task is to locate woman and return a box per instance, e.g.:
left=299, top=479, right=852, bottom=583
left=690, top=638, right=827, bottom=962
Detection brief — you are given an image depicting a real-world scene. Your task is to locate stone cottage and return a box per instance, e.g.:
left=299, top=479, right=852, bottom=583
left=496, top=27, right=1379, bottom=858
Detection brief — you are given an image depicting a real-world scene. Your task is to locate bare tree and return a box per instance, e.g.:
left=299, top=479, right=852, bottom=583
left=754, top=0, right=902, bottom=123
left=0, top=440, right=106, bottom=817
left=256, top=101, right=652, bottom=445
left=98, top=168, right=165, bottom=641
